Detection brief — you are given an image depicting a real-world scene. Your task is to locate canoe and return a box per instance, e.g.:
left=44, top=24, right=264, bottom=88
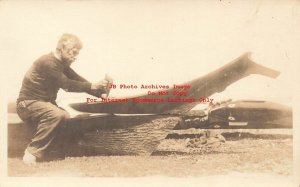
left=174, top=100, right=293, bottom=129
left=70, top=52, right=280, bottom=114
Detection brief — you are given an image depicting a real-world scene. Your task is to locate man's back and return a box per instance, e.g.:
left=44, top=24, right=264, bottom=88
left=18, top=53, right=62, bottom=103
left=18, top=52, right=91, bottom=104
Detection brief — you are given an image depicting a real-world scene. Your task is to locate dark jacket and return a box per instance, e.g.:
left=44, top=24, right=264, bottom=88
left=17, top=53, right=99, bottom=104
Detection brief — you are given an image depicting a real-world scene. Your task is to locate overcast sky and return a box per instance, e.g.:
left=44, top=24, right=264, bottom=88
left=1, top=0, right=299, bottom=106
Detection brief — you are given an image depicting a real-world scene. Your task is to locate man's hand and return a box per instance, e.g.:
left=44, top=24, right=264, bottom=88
left=89, top=80, right=108, bottom=98
left=90, top=75, right=113, bottom=98
left=91, top=79, right=109, bottom=91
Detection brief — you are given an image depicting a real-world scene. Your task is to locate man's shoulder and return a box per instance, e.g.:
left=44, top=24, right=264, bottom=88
left=34, top=53, right=62, bottom=70
left=34, top=53, right=56, bottom=63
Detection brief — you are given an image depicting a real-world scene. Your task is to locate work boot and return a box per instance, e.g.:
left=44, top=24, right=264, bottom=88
left=22, top=149, right=37, bottom=166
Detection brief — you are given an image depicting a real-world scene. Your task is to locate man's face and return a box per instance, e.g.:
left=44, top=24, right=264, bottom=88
left=60, top=43, right=80, bottom=66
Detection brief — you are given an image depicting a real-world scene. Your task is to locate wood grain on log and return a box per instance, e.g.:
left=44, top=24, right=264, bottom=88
left=78, top=117, right=180, bottom=156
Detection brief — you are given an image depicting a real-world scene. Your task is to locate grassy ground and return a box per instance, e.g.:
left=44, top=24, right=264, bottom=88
left=8, top=130, right=292, bottom=177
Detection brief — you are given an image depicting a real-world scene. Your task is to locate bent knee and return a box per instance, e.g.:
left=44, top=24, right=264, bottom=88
left=51, top=110, right=70, bottom=122
left=58, top=111, right=70, bottom=121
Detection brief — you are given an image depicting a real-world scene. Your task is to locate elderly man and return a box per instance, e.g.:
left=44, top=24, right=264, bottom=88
left=16, top=33, right=108, bottom=165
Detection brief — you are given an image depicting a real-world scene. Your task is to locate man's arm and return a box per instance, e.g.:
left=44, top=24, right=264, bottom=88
left=44, top=62, right=92, bottom=94
left=64, top=67, right=107, bottom=97
left=64, top=67, right=89, bottom=82
left=62, top=66, right=107, bottom=97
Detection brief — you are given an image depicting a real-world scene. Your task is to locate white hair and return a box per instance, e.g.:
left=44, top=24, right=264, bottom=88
left=56, top=33, right=83, bottom=51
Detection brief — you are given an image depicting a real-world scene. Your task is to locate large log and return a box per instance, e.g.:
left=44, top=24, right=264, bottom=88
left=78, top=117, right=180, bottom=156
left=8, top=113, right=180, bottom=157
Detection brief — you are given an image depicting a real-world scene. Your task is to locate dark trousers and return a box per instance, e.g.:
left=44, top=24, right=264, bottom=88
left=16, top=100, right=70, bottom=158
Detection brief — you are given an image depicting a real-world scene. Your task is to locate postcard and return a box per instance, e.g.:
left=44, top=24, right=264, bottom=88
left=0, top=0, right=299, bottom=187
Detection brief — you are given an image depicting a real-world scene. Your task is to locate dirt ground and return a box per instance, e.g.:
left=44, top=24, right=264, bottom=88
left=7, top=129, right=293, bottom=178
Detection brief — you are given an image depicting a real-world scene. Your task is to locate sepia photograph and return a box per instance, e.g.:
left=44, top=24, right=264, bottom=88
left=0, top=0, right=300, bottom=187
